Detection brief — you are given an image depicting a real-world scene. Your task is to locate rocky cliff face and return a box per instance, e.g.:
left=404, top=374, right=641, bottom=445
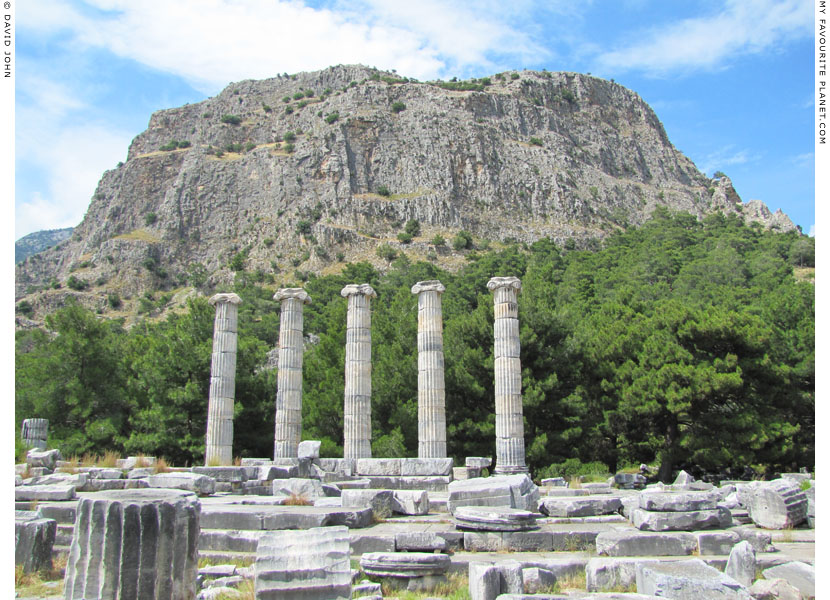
left=14, top=65, right=796, bottom=320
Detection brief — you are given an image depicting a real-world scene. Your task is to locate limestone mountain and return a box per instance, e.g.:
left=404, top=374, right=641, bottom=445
left=15, top=227, right=73, bottom=264
left=14, top=65, right=796, bottom=322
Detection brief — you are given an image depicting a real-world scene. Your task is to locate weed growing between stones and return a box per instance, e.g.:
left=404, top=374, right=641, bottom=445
left=99, top=450, right=120, bottom=468
left=198, top=555, right=254, bottom=569
left=15, top=553, right=67, bottom=597
left=382, top=572, right=470, bottom=599
left=283, top=493, right=313, bottom=506
left=210, top=579, right=254, bottom=600
left=134, top=453, right=151, bottom=468
left=59, top=456, right=80, bottom=474
left=153, top=457, right=172, bottom=473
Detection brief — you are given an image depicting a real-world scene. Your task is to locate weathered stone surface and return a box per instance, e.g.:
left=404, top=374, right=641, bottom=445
left=725, top=540, right=756, bottom=588
left=147, top=472, right=216, bottom=495
left=15, top=484, right=76, bottom=502
left=200, top=505, right=373, bottom=530
left=395, top=532, right=448, bottom=552
left=255, top=526, right=351, bottom=600
left=355, top=458, right=401, bottom=476
left=352, top=580, right=383, bottom=598
left=596, top=530, right=697, bottom=557
left=463, top=531, right=553, bottom=552
left=762, top=561, right=815, bottom=598
left=26, top=472, right=88, bottom=487
left=673, top=470, right=695, bottom=486
left=392, top=490, right=430, bottom=515
left=746, top=479, right=808, bottom=529
left=273, top=477, right=325, bottom=501
left=469, top=562, right=501, bottom=600
left=586, top=557, right=660, bottom=592
left=447, top=474, right=539, bottom=514
left=192, top=466, right=248, bottom=483
left=541, top=477, right=567, bottom=488
left=697, top=531, right=740, bottom=555
left=630, top=506, right=732, bottom=531
left=498, top=560, right=524, bottom=594
left=26, top=448, right=61, bottom=470
left=400, top=457, right=454, bottom=476
left=360, top=552, right=451, bottom=578
left=522, top=567, right=557, bottom=593
left=350, top=533, right=396, bottom=554
left=636, top=559, right=751, bottom=599
left=21, top=418, right=49, bottom=449
left=341, top=489, right=395, bottom=517
left=638, top=491, right=718, bottom=512
left=15, top=513, right=56, bottom=573
left=614, top=472, right=647, bottom=489
left=64, top=489, right=200, bottom=600
left=342, top=284, right=376, bottom=460
left=539, top=495, right=622, bottom=517
left=749, top=577, right=804, bottom=600
left=454, top=506, right=539, bottom=531
left=730, top=526, right=773, bottom=553
left=298, top=440, right=321, bottom=459
left=80, top=478, right=151, bottom=492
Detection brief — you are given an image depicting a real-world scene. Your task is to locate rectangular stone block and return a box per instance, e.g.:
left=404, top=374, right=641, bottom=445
left=15, top=484, right=76, bottom=502
left=400, top=458, right=454, bottom=476
left=586, top=557, right=660, bottom=592
left=595, top=530, right=697, bottom=556
left=631, top=507, right=732, bottom=532
left=356, top=459, right=402, bottom=476
left=463, top=531, right=553, bottom=552
left=350, top=534, right=396, bottom=555
left=697, top=531, right=740, bottom=555
left=636, top=559, right=752, bottom=598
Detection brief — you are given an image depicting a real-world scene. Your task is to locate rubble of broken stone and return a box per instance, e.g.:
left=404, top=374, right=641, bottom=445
left=14, top=450, right=815, bottom=599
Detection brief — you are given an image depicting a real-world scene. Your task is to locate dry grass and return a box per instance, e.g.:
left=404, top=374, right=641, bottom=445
left=112, top=229, right=162, bottom=243
left=58, top=455, right=80, bottom=474
left=233, top=456, right=243, bottom=466
left=80, top=453, right=97, bottom=468
left=134, top=454, right=151, bottom=468
left=283, top=493, right=313, bottom=506
left=15, top=554, right=68, bottom=596
left=153, top=457, right=172, bottom=473
left=382, top=572, right=470, bottom=599
left=555, top=570, right=587, bottom=590
left=568, top=476, right=582, bottom=489
left=198, top=555, right=254, bottom=569
left=206, top=455, right=226, bottom=467
left=98, top=450, right=121, bottom=468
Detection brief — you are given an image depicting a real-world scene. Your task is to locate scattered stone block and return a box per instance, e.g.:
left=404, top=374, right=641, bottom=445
left=26, top=472, right=88, bottom=487
left=749, top=577, right=804, bottom=600
left=464, top=531, right=553, bottom=552
left=272, top=477, right=325, bottom=501
left=297, top=440, right=321, bottom=459
left=341, top=489, right=395, bottom=518
left=356, top=458, right=402, bottom=476
left=400, top=458, right=454, bottom=476
left=582, top=483, right=614, bottom=493
left=539, top=495, right=622, bottom=517
left=395, top=532, right=448, bottom=552
left=64, top=489, right=200, bottom=600
left=596, top=530, right=697, bottom=556
left=522, top=567, right=557, bottom=593
left=498, top=560, right=524, bottom=594
left=586, top=557, right=660, bottom=592
left=746, top=479, right=808, bottom=529
left=673, top=470, right=695, bottom=486
left=116, top=456, right=157, bottom=469
left=314, top=497, right=342, bottom=507
left=147, top=472, right=216, bottom=495
left=697, top=531, right=740, bottom=555
left=392, top=490, right=429, bottom=515
left=29, top=467, right=53, bottom=477
left=638, top=491, right=718, bottom=512
left=447, top=474, right=539, bottom=514
left=128, top=467, right=156, bottom=479
left=350, top=534, right=396, bottom=555
left=469, top=562, right=501, bottom=600
left=26, top=448, right=61, bottom=470
left=730, top=526, right=773, bottom=552
left=199, top=564, right=238, bottom=578
left=762, top=561, right=815, bottom=598
left=255, top=526, right=351, bottom=600
left=545, top=487, right=591, bottom=497
left=192, top=466, right=248, bottom=483
left=399, top=475, right=452, bottom=491
left=630, top=506, right=732, bottom=531
left=636, top=559, right=751, bottom=598
left=352, top=580, right=382, bottom=598
left=725, top=540, right=756, bottom=588
left=455, top=505, right=539, bottom=532
left=615, top=473, right=647, bottom=489
left=15, top=484, right=76, bottom=502
left=360, top=552, right=450, bottom=591
left=15, top=512, right=56, bottom=573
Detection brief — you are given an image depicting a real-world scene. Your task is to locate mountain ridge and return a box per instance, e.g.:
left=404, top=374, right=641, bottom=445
left=14, top=64, right=797, bottom=324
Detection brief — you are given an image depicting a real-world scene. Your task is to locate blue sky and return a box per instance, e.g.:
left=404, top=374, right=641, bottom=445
left=13, top=0, right=816, bottom=238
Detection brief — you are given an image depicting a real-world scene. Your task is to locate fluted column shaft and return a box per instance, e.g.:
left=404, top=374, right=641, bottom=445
left=21, top=418, right=49, bottom=450
left=411, top=280, right=447, bottom=458
left=205, top=293, right=242, bottom=466
left=273, top=288, right=312, bottom=459
left=487, top=277, right=528, bottom=474
left=341, top=284, right=377, bottom=460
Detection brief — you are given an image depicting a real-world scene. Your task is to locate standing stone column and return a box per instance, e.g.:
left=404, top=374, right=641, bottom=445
left=205, top=293, right=242, bottom=466
left=341, top=284, right=377, bottom=460
left=21, top=418, right=48, bottom=450
left=273, top=288, right=312, bottom=459
left=487, top=277, right=528, bottom=474
left=63, top=489, right=200, bottom=600
left=411, top=280, right=447, bottom=459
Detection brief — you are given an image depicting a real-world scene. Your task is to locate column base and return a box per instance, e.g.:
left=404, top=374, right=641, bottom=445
left=493, top=465, right=529, bottom=475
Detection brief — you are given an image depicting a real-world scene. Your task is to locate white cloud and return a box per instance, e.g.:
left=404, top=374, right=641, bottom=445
left=16, top=123, right=131, bottom=237
left=20, top=0, right=551, bottom=93
left=595, top=0, right=812, bottom=76
left=696, top=145, right=759, bottom=177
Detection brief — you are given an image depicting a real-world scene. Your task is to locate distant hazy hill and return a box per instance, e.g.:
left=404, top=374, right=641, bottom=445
left=15, top=227, right=73, bottom=264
